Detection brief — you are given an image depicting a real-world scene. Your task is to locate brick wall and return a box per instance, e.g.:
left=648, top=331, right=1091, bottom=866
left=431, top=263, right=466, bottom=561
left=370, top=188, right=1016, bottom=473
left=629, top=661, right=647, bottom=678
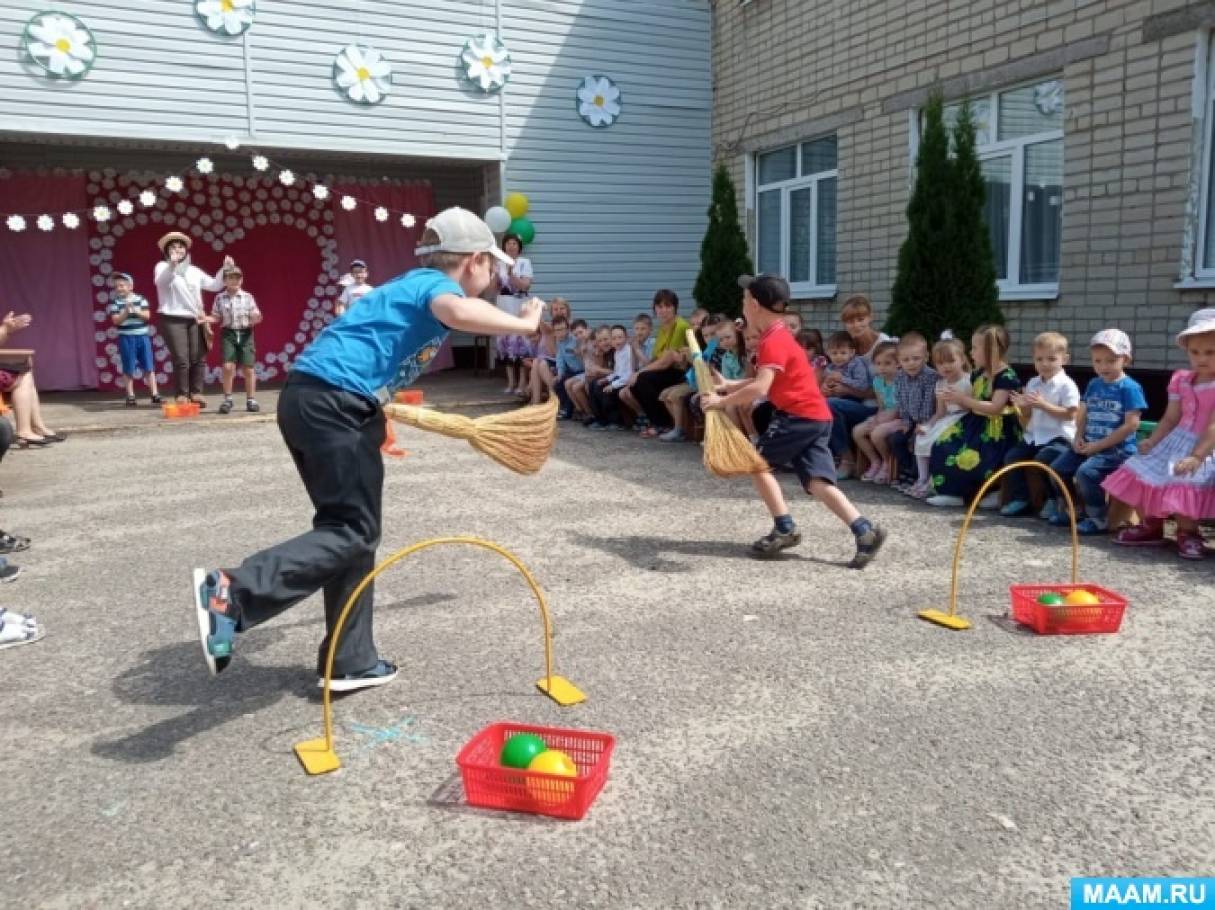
left=713, top=0, right=1215, bottom=370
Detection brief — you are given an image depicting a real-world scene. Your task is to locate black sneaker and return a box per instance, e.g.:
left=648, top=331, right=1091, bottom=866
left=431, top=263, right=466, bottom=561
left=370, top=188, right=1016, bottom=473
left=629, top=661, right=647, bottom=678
left=751, top=527, right=802, bottom=558
left=246, top=398, right=260, bottom=413
left=125, top=396, right=137, bottom=408
left=218, top=398, right=233, bottom=415
left=848, top=524, right=888, bottom=570
left=151, top=394, right=163, bottom=405
left=0, top=564, right=21, bottom=583
left=319, top=659, right=399, bottom=693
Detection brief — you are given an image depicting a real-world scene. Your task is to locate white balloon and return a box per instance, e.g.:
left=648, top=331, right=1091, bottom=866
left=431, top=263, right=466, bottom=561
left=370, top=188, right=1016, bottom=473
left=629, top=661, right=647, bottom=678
left=484, top=206, right=512, bottom=234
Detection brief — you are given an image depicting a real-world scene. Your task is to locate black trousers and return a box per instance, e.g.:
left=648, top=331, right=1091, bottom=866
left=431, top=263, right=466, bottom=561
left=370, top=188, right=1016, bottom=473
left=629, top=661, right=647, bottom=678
left=159, top=315, right=208, bottom=398
left=226, top=373, right=385, bottom=676
left=588, top=381, right=623, bottom=425
left=631, top=367, right=685, bottom=427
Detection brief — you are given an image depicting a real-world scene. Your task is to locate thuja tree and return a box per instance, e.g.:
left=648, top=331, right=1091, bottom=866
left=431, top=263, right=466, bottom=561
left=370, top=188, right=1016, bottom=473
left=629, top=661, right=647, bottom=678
left=694, top=163, right=754, bottom=319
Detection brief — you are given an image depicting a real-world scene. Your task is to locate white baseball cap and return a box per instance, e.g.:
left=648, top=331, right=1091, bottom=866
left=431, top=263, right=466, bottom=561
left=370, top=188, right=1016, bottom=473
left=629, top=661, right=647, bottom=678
left=1090, top=328, right=1132, bottom=358
left=414, top=207, right=514, bottom=266
left=1177, top=307, right=1215, bottom=344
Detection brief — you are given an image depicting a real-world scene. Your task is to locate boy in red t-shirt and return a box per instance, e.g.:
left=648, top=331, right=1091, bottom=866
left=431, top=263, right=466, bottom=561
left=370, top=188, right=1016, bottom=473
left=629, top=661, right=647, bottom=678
left=703, top=275, right=887, bottom=568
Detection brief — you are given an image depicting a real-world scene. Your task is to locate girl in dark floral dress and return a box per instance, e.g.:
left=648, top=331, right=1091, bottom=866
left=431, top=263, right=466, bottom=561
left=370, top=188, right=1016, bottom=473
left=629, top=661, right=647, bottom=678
left=928, top=325, right=1023, bottom=508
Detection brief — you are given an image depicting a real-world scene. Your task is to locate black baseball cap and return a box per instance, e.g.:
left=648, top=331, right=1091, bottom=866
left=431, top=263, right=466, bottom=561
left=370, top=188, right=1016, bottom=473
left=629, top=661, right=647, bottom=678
left=738, top=274, right=791, bottom=312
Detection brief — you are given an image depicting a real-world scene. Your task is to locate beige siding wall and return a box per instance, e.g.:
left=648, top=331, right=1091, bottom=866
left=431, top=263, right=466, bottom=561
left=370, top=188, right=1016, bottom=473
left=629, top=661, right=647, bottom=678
left=713, top=0, right=1215, bottom=368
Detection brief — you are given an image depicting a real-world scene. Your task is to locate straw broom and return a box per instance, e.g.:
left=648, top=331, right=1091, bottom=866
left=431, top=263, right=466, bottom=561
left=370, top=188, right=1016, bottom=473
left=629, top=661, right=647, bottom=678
left=686, top=329, right=769, bottom=478
left=384, top=394, right=558, bottom=475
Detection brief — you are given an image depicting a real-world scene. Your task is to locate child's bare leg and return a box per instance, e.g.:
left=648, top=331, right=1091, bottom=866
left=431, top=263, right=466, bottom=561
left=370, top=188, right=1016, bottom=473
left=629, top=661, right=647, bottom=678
left=740, top=406, right=757, bottom=438
left=222, top=362, right=236, bottom=397
left=503, top=361, right=517, bottom=391
left=243, top=366, right=256, bottom=398
left=516, top=362, right=531, bottom=394
left=808, top=478, right=861, bottom=526
left=871, top=421, right=898, bottom=460
left=852, top=420, right=880, bottom=467
left=145, top=370, right=159, bottom=397
left=567, top=376, right=589, bottom=415
left=753, top=471, right=791, bottom=518
left=124, top=374, right=135, bottom=399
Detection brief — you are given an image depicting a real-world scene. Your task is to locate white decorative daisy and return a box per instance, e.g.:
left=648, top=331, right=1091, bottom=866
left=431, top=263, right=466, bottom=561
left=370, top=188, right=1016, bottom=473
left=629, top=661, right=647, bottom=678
left=312, top=184, right=330, bottom=201
left=165, top=176, right=184, bottom=193
left=400, top=213, right=416, bottom=228
left=194, top=0, right=255, bottom=36
left=37, top=215, right=54, bottom=232
left=577, top=75, right=622, bottom=128
left=252, top=155, right=269, bottom=172
left=1034, top=79, right=1064, bottom=117
left=333, top=44, right=391, bottom=106
left=22, top=12, right=96, bottom=80
left=374, top=206, right=389, bottom=222
left=117, top=200, right=134, bottom=215
left=461, top=33, right=511, bottom=93
left=62, top=213, right=80, bottom=229
left=279, top=170, right=296, bottom=187
left=196, top=157, right=214, bottom=174
left=340, top=195, right=357, bottom=211
left=92, top=205, right=111, bottom=222
left=139, top=190, right=157, bottom=207
left=6, top=215, right=26, bottom=232
left=224, top=135, right=241, bottom=151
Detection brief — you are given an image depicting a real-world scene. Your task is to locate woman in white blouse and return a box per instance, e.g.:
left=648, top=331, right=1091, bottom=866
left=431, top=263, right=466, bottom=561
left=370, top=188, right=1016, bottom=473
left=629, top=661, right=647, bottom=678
left=153, top=231, right=232, bottom=406
left=494, top=233, right=534, bottom=396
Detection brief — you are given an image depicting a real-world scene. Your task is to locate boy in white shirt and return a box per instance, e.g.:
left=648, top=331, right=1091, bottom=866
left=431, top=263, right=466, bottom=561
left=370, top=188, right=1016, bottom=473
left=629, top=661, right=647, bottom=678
left=209, top=266, right=263, bottom=413
left=587, top=324, right=635, bottom=429
left=335, top=259, right=373, bottom=317
left=1000, top=331, right=1081, bottom=517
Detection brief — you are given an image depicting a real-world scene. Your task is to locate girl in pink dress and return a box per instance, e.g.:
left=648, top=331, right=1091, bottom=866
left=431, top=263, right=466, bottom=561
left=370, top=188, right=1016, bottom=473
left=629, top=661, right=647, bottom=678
left=1105, top=308, right=1215, bottom=559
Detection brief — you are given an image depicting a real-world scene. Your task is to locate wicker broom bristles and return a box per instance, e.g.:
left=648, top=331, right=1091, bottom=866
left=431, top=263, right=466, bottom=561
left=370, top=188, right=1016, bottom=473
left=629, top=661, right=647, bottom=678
left=686, top=329, right=769, bottom=478
left=384, top=395, right=558, bottom=475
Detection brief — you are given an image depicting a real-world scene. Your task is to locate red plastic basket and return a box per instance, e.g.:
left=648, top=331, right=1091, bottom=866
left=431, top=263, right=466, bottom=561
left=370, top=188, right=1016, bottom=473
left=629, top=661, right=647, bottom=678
left=1009, top=583, right=1128, bottom=635
left=456, top=722, right=615, bottom=821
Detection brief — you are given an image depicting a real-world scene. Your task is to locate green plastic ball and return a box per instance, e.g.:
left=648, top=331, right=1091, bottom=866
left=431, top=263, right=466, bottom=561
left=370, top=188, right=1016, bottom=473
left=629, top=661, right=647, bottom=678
left=1036, top=592, right=1066, bottom=606
left=500, top=733, right=547, bottom=769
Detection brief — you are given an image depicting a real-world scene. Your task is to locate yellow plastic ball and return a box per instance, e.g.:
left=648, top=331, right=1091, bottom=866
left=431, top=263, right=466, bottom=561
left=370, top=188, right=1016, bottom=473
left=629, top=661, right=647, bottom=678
left=1064, top=588, right=1101, bottom=606
left=525, top=748, right=576, bottom=804
left=504, top=192, right=530, bottom=219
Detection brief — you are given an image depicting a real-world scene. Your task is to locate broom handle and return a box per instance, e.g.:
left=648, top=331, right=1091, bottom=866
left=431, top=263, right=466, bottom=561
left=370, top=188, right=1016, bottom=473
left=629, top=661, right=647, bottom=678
left=686, top=329, right=702, bottom=357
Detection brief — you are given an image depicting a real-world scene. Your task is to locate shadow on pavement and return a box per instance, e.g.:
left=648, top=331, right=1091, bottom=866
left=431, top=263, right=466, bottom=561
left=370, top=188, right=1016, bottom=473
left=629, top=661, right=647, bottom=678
left=570, top=531, right=847, bottom=572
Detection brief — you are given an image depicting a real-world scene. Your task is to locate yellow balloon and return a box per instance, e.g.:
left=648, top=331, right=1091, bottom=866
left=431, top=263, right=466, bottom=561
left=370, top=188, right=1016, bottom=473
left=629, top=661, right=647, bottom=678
left=505, top=192, right=530, bottom=220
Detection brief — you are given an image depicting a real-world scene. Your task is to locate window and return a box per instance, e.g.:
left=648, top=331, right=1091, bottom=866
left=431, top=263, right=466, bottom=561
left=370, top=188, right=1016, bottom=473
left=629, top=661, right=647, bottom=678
left=755, top=135, right=837, bottom=296
left=941, top=79, right=1064, bottom=300
left=1195, top=34, right=1215, bottom=280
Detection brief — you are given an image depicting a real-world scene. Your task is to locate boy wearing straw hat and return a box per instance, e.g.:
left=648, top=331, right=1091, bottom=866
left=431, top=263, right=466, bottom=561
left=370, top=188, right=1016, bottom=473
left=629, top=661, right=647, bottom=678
left=702, top=274, right=887, bottom=569
left=191, top=208, right=545, bottom=692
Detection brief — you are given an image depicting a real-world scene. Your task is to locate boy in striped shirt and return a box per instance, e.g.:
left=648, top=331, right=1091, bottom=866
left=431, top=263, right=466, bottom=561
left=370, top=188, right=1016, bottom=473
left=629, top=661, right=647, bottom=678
left=107, top=272, right=161, bottom=407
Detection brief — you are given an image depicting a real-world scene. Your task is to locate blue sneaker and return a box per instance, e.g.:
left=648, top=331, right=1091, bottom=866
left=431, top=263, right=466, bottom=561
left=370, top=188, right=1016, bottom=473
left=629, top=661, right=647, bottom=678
left=1076, top=517, right=1109, bottom=536
left=1039, top=500, right=1059, bottom=521
left=1047, top=511, right=1073, bottom=528
left=192, top=568, right=237, bottom=676
left=1000, top=499, right=1031, bottom=517
left=320, top=659, right=399, bottom=693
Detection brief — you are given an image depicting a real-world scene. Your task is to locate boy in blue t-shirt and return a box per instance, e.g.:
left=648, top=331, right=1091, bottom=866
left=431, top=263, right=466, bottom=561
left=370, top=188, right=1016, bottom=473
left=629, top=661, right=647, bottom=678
left=106, top=272, right=161, bottom=407
left=191, top=208, right=544, bottom=691
left=1046, top=328, right=1147, bottom=535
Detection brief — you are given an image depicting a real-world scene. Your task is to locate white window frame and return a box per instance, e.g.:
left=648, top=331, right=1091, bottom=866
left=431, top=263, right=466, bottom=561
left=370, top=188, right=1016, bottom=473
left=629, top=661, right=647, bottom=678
left=754, top=139, right=838, bottom=299
left=934, top=80, right=1064, bottom=301
left=1191, top=32, right=1215, bottom=283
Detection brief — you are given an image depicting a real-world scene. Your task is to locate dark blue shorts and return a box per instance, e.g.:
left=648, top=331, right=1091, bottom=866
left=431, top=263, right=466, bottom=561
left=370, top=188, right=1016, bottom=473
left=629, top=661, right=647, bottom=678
left=756, top=410, right=836, bottom=488
left=118, top=334, right=154, bottom=375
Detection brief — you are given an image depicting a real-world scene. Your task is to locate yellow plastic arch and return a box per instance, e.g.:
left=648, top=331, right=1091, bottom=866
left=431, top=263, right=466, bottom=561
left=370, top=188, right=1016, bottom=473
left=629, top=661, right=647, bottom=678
left=294, top=536, right=585, bottom=775
left=918, top=461, right=1080, bottom=631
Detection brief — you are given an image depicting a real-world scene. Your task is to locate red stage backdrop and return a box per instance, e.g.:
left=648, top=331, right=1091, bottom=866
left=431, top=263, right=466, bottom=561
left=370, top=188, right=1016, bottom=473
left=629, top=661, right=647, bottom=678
left=82, top=171, right=438, bottom=390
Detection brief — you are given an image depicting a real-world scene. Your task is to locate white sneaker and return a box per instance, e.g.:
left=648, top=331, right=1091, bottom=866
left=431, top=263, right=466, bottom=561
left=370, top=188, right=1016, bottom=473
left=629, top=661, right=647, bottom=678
left=927, top=495, right=964, bottom=507
left=977, top=492, right=1001, bottom=510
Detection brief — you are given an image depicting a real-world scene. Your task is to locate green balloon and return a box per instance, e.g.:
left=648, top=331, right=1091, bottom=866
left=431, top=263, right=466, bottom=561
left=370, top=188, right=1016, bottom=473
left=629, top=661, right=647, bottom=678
left=508, top=216, right=536, bottom=245
left=500, top=733, right=547, bottom=769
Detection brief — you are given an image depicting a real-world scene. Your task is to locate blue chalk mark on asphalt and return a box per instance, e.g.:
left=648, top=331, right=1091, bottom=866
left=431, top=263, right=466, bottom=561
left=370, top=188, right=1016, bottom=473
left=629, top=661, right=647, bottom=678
left=346, top=714, right=429, bottom=761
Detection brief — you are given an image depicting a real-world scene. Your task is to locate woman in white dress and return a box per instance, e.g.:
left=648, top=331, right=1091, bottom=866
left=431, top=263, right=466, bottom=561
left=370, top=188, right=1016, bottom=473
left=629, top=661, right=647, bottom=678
left=494, top=233, right=534, bottom=396
left=153, top=231, right=232, bottom=406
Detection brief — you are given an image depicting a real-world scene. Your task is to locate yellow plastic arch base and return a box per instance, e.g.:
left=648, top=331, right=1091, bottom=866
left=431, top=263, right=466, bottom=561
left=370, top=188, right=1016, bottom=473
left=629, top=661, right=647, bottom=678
left=921, top=461, right=1080, bottom=632
left=294, top=536, right=584, bottom=776
left=535, top=675, right=586, bottom=706
left=916, top=609, right=972, bottom=631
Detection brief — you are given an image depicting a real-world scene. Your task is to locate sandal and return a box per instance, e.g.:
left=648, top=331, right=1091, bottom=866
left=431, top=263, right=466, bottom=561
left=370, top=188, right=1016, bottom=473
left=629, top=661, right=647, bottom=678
left=40, top=432, right=66, bottom=443
left=639, top=427, right=662, bottom=438
left=1177, top=532, right=1209, bottom=561
left=0, top=532, right=30, bottom=554
left=15, top=436, right=51, bottom=448
left=0, top=616, right=44, bottom=650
